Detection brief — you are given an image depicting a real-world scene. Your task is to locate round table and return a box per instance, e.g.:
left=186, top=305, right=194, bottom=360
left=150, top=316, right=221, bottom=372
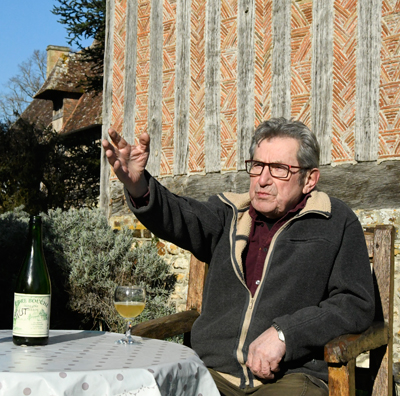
left=0, top=330, right=220, bottom=396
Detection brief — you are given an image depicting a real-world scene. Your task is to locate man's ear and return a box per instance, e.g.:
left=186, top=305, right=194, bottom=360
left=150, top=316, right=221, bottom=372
left=302, top=168, right=320, bottom=194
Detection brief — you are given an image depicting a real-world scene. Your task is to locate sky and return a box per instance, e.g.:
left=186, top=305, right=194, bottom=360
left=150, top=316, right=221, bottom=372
left=0, top=0, right=92, bottom=90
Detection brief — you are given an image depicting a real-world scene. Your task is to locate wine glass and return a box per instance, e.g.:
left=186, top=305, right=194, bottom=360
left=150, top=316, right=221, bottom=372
left=114, top=285, right=146, bottom=345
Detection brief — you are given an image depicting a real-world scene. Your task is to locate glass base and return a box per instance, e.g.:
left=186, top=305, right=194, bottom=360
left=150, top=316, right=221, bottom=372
left=115, top=317, right=143, bottom=345
left=115, top=336, right=141, bottom=345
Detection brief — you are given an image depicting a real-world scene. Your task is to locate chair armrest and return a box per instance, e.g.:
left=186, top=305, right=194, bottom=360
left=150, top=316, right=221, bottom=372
left=130, top=310, right=200, bottom=340
left=324, top=322, right=389, bottom=364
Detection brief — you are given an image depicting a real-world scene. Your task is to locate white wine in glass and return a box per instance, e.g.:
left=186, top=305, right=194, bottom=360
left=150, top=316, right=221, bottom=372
left=114, top=285, right=146, bottom=345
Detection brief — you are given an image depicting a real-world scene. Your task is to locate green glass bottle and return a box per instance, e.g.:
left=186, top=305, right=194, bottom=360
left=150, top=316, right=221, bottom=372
left=13, top=216, right=51, bottom=346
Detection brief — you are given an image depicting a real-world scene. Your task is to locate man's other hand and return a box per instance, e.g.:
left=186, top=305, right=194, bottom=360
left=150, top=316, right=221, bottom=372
left=246, top=326, right=286, bottom=380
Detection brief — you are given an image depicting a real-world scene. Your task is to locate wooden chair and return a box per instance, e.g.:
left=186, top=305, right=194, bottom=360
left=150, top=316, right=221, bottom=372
left=131, top=225, right=395, bottom=396
left=324, top=225, right=395, bottom=396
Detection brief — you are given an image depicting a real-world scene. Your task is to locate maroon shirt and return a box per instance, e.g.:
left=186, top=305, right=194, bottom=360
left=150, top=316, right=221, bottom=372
left=243, top=194, right=310, bottom=296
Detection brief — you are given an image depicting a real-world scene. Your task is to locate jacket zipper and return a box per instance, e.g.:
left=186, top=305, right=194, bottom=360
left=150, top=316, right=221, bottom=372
left=236, top=294, right=255, bottom=386
left=234, top=219, right=292, bottom=386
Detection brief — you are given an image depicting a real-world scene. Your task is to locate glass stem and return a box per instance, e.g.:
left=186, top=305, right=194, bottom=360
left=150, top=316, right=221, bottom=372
left=125, top=320, right=132, bottom=339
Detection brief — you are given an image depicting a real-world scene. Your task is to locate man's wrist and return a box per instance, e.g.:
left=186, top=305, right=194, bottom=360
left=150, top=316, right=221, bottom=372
left=129, top=188, right=150, bottom=208
left=271, top=323, right=285, bottom=343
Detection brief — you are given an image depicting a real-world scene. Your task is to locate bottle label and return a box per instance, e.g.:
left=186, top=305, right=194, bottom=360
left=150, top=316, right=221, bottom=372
left=13, top=293, right=51, bottom=337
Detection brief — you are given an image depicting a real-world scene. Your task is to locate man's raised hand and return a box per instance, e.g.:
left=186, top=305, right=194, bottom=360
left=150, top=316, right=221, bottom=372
left=102, top=128, right=150, bottom=198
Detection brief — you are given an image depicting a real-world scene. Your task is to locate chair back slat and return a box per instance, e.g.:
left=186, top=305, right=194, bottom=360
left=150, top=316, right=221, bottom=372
left=366, top=225, right=395, bottom=396
left=364, top=231, right=374, bottom=258
left=366, top=225, right=395, bottom=325
left=186, top=256, right=207, bottom=313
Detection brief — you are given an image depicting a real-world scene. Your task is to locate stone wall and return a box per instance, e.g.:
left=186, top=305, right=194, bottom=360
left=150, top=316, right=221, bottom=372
left=110, top=215, right=191, bottom=313
left=154, top=241, right=191, bottom=313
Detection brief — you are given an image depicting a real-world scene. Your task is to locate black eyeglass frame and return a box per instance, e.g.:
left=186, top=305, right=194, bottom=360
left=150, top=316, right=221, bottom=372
left=245, top=160, right=307, bottom=179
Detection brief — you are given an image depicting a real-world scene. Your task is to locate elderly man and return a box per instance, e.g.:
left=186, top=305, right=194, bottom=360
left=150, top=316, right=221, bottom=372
left=102, top=118, right=374, bottom=396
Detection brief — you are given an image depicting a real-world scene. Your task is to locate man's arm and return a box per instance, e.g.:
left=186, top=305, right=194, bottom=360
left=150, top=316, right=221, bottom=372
left=125, top=175, right=228, bottom=264
left=273, top=217, right=374, bottom=363
left=103, top=127, right=227, bottom=263
left=102, top=128, right=150, bottom=198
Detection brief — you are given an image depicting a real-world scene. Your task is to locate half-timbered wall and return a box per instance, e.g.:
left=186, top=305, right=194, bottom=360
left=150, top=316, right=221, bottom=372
left=101, top=0, right=400, bottom=215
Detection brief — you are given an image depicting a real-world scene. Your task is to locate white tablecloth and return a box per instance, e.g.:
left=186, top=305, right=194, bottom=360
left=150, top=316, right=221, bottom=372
left=0, top=330, right=220, bottom=396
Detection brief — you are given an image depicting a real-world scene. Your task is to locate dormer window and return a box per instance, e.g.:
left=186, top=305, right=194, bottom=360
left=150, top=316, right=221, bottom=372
left=53, top=97, right=63, bottom=121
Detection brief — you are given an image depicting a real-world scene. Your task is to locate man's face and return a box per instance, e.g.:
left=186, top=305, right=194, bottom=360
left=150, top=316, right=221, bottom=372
left=249, top=137, right=312, bottom=219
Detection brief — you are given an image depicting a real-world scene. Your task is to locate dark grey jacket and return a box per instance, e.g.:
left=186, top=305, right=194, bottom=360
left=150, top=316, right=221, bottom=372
left=126, top=175, right=375, bottom=387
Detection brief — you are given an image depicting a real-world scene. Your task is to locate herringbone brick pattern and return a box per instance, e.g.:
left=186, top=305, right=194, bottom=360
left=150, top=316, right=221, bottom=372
left=188, top=0, right=206, bottom=172
left=379, top=0, right=400, bottom=158
left=254, top=0, right=272, bottom=125
left=331, top=0, right=357, bottom=163
left=111, top=0, right=400, bottom=175
left=112, top=0, right=127, bottom=135
left=220, top=0, right=238, bottom=171
left=290, top=0, right=312, bottom=126
left=160, top=0, right=177, bottom=175
left=134, top=0, right=151, bottom=138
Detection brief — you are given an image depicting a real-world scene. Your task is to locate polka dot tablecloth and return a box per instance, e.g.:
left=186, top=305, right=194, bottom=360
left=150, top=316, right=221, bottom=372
left=0, top=330, right=220, bottom=396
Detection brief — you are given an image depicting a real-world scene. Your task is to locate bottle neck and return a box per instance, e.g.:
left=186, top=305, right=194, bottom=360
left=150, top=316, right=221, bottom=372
left=28, top=216, right=43, bottom=252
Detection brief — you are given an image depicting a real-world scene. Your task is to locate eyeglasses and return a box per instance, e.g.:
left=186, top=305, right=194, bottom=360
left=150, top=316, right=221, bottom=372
left=245, top=160, right=306, bottom=179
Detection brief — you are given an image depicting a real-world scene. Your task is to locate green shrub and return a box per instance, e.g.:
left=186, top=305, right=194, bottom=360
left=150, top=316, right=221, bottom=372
left=0, top=207, right=32, bottom=329
left=0, top=207, right=177, bottom=333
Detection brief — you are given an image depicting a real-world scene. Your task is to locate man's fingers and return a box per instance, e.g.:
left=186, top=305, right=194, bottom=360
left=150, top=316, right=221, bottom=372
left=112, top=159, right=123, bottom=173
left=259, top=360, right=273, bottom=378
left=102, top=139, right=115, bottom=153
left=107, top=128, right=150, bottom=155
left=253, top=365, right=274, bottom=380
left=247, top=357, right=272, bottom=379
left=102, top=139, right=118, bottom=166
left=270, top=363, right=280, bottom=373
left=108, top=128, right=128, bottom=149
left=138, top=132, right=150, bottom=147
left=246, top=353, right=279, bottom=380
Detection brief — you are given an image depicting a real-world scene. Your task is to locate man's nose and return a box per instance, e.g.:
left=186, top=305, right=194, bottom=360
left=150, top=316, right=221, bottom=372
left=258, top=165, right=273, bottom=186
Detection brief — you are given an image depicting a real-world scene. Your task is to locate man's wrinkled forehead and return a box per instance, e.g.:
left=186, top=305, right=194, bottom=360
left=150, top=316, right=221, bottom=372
left=253, top=136, right=300, bottom=160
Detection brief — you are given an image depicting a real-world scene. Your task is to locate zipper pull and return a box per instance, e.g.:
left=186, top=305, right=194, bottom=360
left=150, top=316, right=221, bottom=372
left=249, top=298, right=254, bottom=309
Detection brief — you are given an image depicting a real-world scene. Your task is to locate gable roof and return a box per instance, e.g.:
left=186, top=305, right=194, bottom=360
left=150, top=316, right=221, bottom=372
left=20, top=98, right=53, bottom=129
left=21, top=49, right=102, bottom=135
left=62, top=91, right=102, bottom=134
left=35, top=52, right=87, bottom=100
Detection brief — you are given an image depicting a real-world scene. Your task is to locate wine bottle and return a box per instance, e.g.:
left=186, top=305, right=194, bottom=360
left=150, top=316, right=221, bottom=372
left=13, top=216, right=51, bottom=346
